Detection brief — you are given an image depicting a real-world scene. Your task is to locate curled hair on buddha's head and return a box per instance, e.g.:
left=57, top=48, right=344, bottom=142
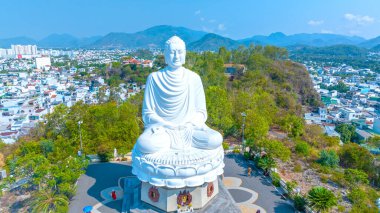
left=165, top=36, right=186, bottom=51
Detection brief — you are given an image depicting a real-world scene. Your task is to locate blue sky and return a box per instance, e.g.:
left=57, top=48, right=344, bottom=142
left=1, top=0, right=379, bottom=39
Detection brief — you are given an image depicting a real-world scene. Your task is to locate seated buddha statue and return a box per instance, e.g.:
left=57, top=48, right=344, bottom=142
left=132, top=36, right=224, bottom=188
left=134, top=36, right=222, bottom=154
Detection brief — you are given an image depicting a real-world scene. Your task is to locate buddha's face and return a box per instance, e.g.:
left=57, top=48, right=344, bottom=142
left=165, top=42, right=186, bottom=69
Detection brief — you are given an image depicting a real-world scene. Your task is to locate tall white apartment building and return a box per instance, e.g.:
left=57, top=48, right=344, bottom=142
left=11, top=45, right=37, bottom=55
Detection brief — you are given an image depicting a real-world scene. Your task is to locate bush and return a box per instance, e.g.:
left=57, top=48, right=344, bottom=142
left=285, top=181, right=297, bottom=197
left=320, top=174, right=328, bottom=183
left=329, top=171, right=347, bottom=187
left=337, top=205, right=345, bottom=212
left=293, top=195, right=307, bottom=211
left=317, top=150, right=339, bottom=168
left=348, top=188, right=367, bottom=205
left=97, top=147, right=112, bottom=162
left=294, top=163, right=302, bottom=173
left=339, top=143, right=374, bottom=173
left=344, top=168, right=369, bottom=185
left=295, top=140, right=310, bottom=157
left=271, top=172, right=281, bottom=187
left=307, top=186, right=337, bottom=212
left=233, top=147, right=241, bottom=153
left=243, top=152, right=250, bottom=159
left=222, top=142, right=230, bottom=150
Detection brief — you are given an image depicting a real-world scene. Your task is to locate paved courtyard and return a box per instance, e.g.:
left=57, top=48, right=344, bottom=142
left=69, top=154, right=294, bottom=213
left=224, top=154, right=294, bottom=213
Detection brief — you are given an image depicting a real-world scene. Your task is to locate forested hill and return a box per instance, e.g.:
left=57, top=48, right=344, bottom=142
left=0, top=45, right=321, bottom=211
left=289, top=44, right=380, bottom=71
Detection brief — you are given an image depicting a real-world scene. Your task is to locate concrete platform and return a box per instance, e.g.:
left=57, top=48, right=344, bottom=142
left=130, top=177, right=240, bottom=213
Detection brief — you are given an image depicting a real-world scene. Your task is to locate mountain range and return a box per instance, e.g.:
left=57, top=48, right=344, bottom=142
left=1, top=25, right=380, bottom=51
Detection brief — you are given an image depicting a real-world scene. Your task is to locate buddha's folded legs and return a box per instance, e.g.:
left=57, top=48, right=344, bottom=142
left=135, top=126, right=223, bottom=154
left=192, top=127, right=223, bottom=150
left=135, top=128, right=171, bottom=154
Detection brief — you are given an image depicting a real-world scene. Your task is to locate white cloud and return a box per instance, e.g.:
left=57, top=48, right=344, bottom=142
left=218, top=24, right=226, bottom=31
left=208, top=19, right=216, bottom=23
left=321, top=29, right=333, bottom=34
left=308, top=20, right=324, bottom=26
left=200, top=17, right=205, bottom=22
left=195, top=10, right=201, bottom=15
left=344, top=13, right=375, bottom=25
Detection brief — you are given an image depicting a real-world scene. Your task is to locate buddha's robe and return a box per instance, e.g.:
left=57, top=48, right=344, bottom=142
left=135, top=67, right=222, bottom=154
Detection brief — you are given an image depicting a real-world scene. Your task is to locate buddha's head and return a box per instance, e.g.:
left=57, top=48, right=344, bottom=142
left=164, top=36, right=186, bottom=69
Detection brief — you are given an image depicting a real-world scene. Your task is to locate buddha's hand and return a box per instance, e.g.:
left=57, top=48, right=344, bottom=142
left=162, top=121, right=176, bottom=130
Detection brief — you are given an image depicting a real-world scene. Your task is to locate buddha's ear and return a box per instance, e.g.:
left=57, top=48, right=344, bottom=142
left=164, top=49, right=169, bottom=64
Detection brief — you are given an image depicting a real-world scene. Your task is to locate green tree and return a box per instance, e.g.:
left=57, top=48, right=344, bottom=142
left=339, top=143, right=374, bottom=173
left=255, top=139, right=291, bottom=162
left=205, top=86, right=234, bottom=134
left=245, top=111, right=270, bottom=142
left=153, top=55, right=166, bottom=69
left=317, top=150, right=340, bottom=168
left=307, top=186, right=337, bottom=213
left=335, top=124, right=356, bottom=144
left=279, top=114, right=304, bottom=138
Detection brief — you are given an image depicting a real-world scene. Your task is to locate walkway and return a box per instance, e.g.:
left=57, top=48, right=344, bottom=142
left=224, top=154, right=294, bottom=213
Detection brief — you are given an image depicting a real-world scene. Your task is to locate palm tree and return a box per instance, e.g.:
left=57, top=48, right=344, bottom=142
left=307, top=186, right=337, bottom=213
left=258, top=156, right=276, bottom=176
left=293, top=195, right=307, bottom=212
left=31, top=190, right=69, bottom=213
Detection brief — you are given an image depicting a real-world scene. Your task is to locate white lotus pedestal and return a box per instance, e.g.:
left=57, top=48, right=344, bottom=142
left=132, top=146, right=225, bottom=212
left=141, top=179, right=218, bottom=212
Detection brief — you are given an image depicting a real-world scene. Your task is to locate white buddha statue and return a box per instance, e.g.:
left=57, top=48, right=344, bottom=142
left=134, top=36, right=222, bottom=153
left=132, top=36, right=224, bottom=188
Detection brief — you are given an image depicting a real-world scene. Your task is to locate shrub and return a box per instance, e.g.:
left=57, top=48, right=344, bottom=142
left=222, top=142, right=230, bottom=150
left=308, top=186, right=337, bottom=213
left=285, top=181, right=297, bottom=197
left=293, top=195, right=307, bottom=211
left=329, top=171, right=347, bottom=187
left=295, top=140, right=310, bottom=157
left=233, top=147, right=240, bottom=153
left=348, top=188, right=367, bottom=205
left=97, top=147, right=112, bottom=162
left=337, top=205, right=345, bottom=212
left=271, top=172, right=281, bottom=187
left=243, top=151, right=250, bottom=159
left=344, top=168, right=369, bottom=185
left=339, top=143, right=373, bottom=172
left=317, top=150, right=339, bottom=168
left=258, top=156, right=276, bottom=175
left=320, top=174, right=328, bottom=183
left=294, top=163, right=302, bottom=173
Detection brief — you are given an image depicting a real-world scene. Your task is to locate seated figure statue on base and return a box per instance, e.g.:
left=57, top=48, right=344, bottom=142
left=132, top=36, right=224, bottom=189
